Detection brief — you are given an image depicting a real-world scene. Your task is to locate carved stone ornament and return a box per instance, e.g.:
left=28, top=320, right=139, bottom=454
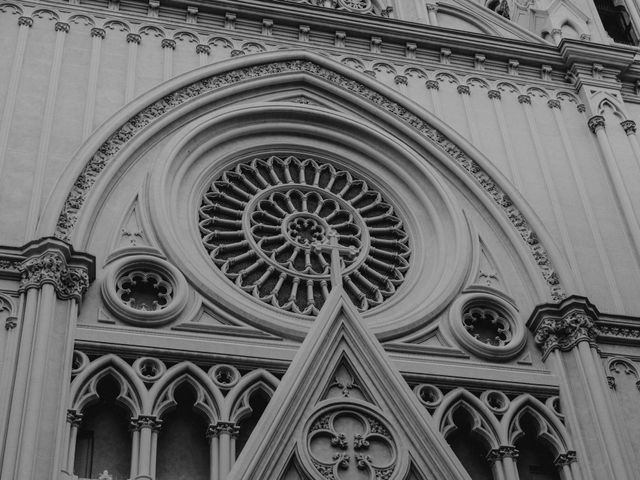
left=53, top=59, right=564, bottom=300
left=534, top=310, right=598, bottom=357
left=305, top=405, right=397, bottom=480
left=131, top=415, right=163, bottom=431
left=621, top=119, right=636, bottom=135
left=19, top=251, right=90, bottom=302
left=486, top=445, right=519, bottom=464
left=588, top=115, right=606, bottom=134
left=206, top=421, right=240, bottom=438
left=199, top=156, right=410, bottom=315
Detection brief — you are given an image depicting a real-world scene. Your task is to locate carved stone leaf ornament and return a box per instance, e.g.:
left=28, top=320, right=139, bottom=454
left=54, top=59, right=564, bottom=300
left=199, top=156, right=410, bottom=315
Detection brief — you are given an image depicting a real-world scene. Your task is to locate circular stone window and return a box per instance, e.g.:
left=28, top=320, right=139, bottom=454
left=101, top=255, right=188, bottom=326
left=448, top=293, right=526, bottom=361
left=198, top=156, right=410, bottom=315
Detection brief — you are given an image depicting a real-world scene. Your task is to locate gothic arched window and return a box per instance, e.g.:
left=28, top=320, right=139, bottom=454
left=446, top=408, right=495, bottom=480
left=514, top=413, right=561, bottom=480
left=595, top=0, right=639, bottom=45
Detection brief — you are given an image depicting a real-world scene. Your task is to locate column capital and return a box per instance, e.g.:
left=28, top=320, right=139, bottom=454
left=488, top=89, right=501, bottom=100
left=486, top=445, right=519, bottom=464
left=518, top=94, right=531, bottom=105
left=457, top=85, right=470, bottom=95
left=126, top=33, right=141, bottom=44
left=90, top=27, right=106, bottom=39
left=528, top=295, right=600, bottom=359
left=394, top=75, right=408, bottom=86
left=0, top=237, right=94, bottom=302
left=554, top=450, right=577, bottom=466
left=206, top=421, right=240, bottom=438
left=621, top=119, right=636, bottom=135
left=55, top=22, right=70, bottom=34
left=18, top=16, right=33, bottom=28
left=130, top=415, right=163, bottom=431
left=195, top=44, right=210, bottom=55
left=426, top=3, right=438, bottom=11
left=161, top=38, right=176, bottom=50
left=547, top=99, right=561, bottom=110
left=588, top=115, right=606, bottom=133
left=425, top=80, right=439, bottom=90
left=66, top=409, right=84, bottom=426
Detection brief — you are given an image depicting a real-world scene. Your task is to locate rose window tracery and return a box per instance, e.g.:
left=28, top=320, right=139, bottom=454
left=307, top=408, right=396, bottom=480
left=199, top=156, right=410, bottom=315
left=115, top=270, right=172, bottom=311
left=462, top=306, right=512, bottom=347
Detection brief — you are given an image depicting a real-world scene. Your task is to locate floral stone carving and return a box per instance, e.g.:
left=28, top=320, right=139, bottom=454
left=307, top=407, right=396, bottom=480
left=198, top=156, right=410, bottom=315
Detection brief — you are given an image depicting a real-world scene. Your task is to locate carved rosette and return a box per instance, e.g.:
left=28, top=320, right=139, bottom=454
left=531, top=303, right=599, bottom=359
left=305, top=406, right=398, bottom=480
left=199, top=156, right=410, bottom=315
left=19, top=251, right=90, bottom=302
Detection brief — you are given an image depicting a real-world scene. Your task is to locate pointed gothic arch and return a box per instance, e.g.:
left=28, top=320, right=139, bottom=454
left=223, top=369, right=280, bottom=423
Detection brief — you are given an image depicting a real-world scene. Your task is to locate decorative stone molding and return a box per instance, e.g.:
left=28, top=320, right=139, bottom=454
left=474, top=53, right=486, bottom=71
left=480, top=390, right=510, bottom=414
left=449, top=293, right=526, bottom=361
left=66, top=409, right=84, bottom=426
left=18, top=16, right=33, bottom=27
left=541, top=65, right=553, bottom=81
left=206, top=421, right=240, bottom=438
left=488, top=89, right=501, bottom=100
left=457, top=85, right=470, bottom=95
left=161, top=38, right=176, bottom=49
left=101, top=255, right=188, bottom=326
left=486, top=445, right=519, bottom=463
left=394, top=75, right=407, bottom=86
left=425, top=80, right=439, bottom=90
left=5, top=238, right=95, bottom=302
left=528, top=295, right=600, bottom=360
left=55, top=22, right=70, bottom=33
left=52, top=59, right=565, bottom=301
left=621, top=119, right=636, bottom=135
left=196, top=43, right=210, bottom=55
left=518, top=94, right=531, bottom=104
left=126, top=33, right=141, bottom=44
left=186, top=5, right=198, bottom=23
left=547, top=99, right=561, bottom=109
left=224, top=12, right=236, bottom=29
left=588, top=115, right=606, bottom=133
left=414, top=384, right=443, bottom=410
left=90, top=27, right=106, bottom=39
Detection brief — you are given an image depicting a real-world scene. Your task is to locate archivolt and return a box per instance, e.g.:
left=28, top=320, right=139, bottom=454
left=46, top=50, right=567, bottom=301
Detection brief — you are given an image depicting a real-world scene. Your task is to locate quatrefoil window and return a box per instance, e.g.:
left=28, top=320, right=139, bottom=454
left=307, top=408, right=396, bottom=480
left=199, top=156, right=410, bottom=315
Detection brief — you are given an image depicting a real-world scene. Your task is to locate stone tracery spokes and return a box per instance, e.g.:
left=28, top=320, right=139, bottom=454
left=199, top=156, right=410, bottom=315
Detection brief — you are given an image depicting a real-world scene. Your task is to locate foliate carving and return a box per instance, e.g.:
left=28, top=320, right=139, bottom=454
left=5, top=317, right=17, bottom=330
left=486, top=446, right=519, bottom=464
left=534, top=310, right=599, bottom=358
left=457, top=85, right=470, bottom=95
left=577, top=104, right=586, bottom=113
left=547, top=99, right=561, bottom=109
left=116, top=270, right=173, bottom=311
left=206, top=421, right=240, bottom=438
left=487, top=90, right=501, bottom=100
left=425, top=80, right=439, bottom=90
left=54, top=60, right=564, bottom=300
left=67, top=409, right=84, bottom=426
left=393, top=75, right=407, bottom=86
left=19, top=252, right=90, bottom=301
left=199, top=156, right=409, bottom=315
left=196, top=44, right=210, bottom=55
left=161, top=38, right=176, bottom=49
left=55, top=22, right=70, bottom=33
left=517, top=94, right=531, bottom=105
left=126, top=33, right=141, bottom=44
left=588, top=115, right=605, bottom=134
left=307, top=407, right=396, bottom=480
left=607, top=376, right=616, bottom=389
left=91, top=27, right=106, bottom=39
left=554, top=451, right=577, bottom=466
left=131, top=415, right=163, bottom=431
left=621, top=120, right=636, bottom=135
left=18, top=16, right=33, bottom=27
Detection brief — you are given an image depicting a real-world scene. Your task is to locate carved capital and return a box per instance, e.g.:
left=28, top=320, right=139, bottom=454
left=394, top=75, right=407, bottom=86
left=528, top=296, right=599, bottom=359
left=5, top=317, right=17, bottom=330
left=554, top=451, right=577, bottom=466
left=426, top=3, right=438, bottom=11
left=577, top=104, right=586, bottom=113
left=161, top=38, right=176, bottom=49
left=196, top=44, right=210, bottom=55
left=126, top=33, right=141, bottom=44
left=425, top=80, right=439, bottom=90
left=67, top=409, right=84, bottom=426
left=18, top=16, right=33, bottom=28
left=55, top=22, right=70, bottom=33
left=588, top=115, right=605, bottom=133
left=547, top=99, right=561, bottom=109
left=486, top=445, right=519, bottom=464
left=206, top=421, right=240, bottom=438
left=607, top=376, right=616, bottom=389
left=488, top=89, right=501, bottom=100
left=131, top=415, right=163, bottom=431
left=517, top=94, right=531, bottom=105
left=621, top=119, right=636, bottom=135
left=91, top=27, right=106, bottom=39
left=457, top=85, right=470, bottom=95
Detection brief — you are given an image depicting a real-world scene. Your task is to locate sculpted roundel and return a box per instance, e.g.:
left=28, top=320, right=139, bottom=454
left=198, top=156, right=410, bottom=315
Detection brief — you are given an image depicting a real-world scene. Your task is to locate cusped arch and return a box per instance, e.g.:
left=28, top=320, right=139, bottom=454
left=67, top=14, right=95, bottom=27
left=41, top=50, right=572, bottom=336
left=32, top=8, right=59, bottom=21
left=148, top=361, right=224, bottom=423
left=503, top=394, right=571, bottom=457
left=434, top=388, right=502, bottom=449
left=173, top=30, right=199, bottom=43
left=69, top=354, right=145, bottom=417
left=138, top=24, right=165, bottom=38
left=103, top=19, right=130, bottom=32
left=222, top=369, right=280, bottom=423
left=606, top=356, right=639, bottom=379
left=0, top=3, right=24, bottom=15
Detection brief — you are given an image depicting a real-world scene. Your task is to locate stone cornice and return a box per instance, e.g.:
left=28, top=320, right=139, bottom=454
left=0, top=237, right=95, bottom=302
left=527, top=295, right=600, bottom=360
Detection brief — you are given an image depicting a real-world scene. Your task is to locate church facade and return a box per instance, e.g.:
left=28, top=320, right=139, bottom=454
left=1, top=0, right=640, bottom=478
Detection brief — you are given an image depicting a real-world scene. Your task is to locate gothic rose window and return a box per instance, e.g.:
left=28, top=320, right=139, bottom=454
left=198, top=156, right=410, bottom=315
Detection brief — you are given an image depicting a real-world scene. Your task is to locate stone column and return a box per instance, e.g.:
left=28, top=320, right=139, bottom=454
left=620, top=120, right=640, bottom=167
left=161, top=38, right=175, bottom=81
left=132, top=415, right=163, bottom=480
left=207, top=424, right=220, bottom=480
left=486, top=445, right=519, bottom=480
left=425, top=3, right=438, bottom=26
left=125, top=33, right=141, bottom=102
left=62, top=409, right=84, bottom=476
left=0, top=238, right=94, bottom=480
left=456, top=85, right=480, bottom=145
left=83, top=27, right=106, bottom=140
left=196, top=44, right=210, bottom=67
left=209, top=421, right=239, bottom=479
left=528, top=295, right=631, bottom=480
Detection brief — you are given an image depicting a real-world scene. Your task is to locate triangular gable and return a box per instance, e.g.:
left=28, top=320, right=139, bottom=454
left=228, top=286, right=471, bottom=479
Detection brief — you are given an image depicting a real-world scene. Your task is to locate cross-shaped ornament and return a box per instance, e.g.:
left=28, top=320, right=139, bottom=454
left=311, top=230, right=358, bottom=290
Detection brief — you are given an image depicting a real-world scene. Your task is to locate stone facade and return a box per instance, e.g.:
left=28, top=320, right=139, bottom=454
left=1, top=0, right=640, bottom=478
